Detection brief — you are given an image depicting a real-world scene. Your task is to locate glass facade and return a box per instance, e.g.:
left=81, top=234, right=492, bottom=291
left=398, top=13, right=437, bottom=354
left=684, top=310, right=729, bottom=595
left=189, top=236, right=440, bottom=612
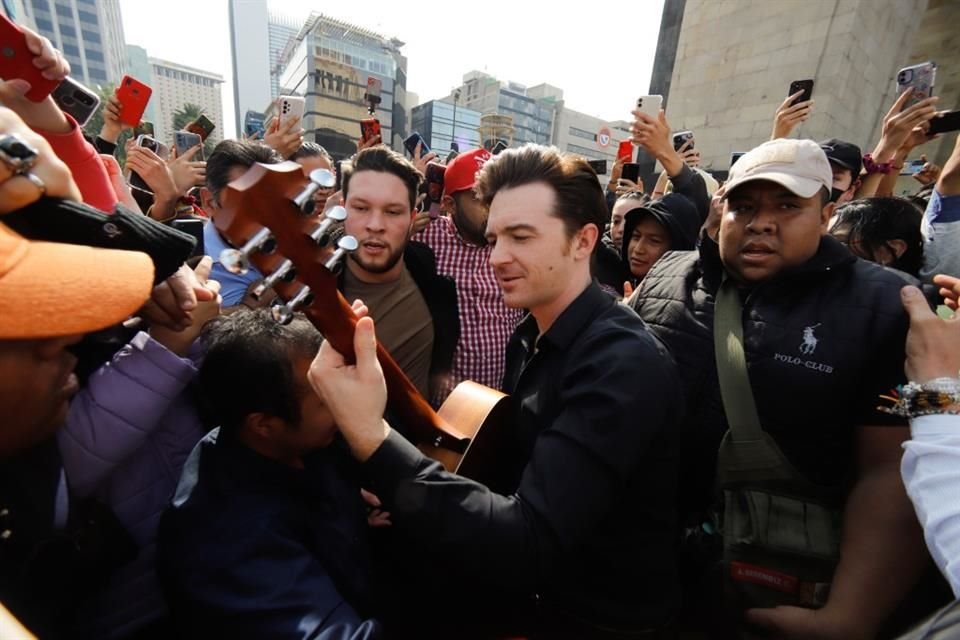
left=411, top=101, right=481, bottom=153
left=497, top=89, right=552, bottom=145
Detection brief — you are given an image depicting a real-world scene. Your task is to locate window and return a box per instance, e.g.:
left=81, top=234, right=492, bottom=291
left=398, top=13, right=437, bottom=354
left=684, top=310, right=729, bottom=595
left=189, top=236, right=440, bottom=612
left=35, top=18, right=53, bottom=32
left=77, top=10, right=97, bottom=23
left=55, top=3, right=72, bottom=18
left=86, top=50, right=103, bottom=63
left=569, top=126, right=597, bottom=142
left=82, top=30, right=101, bottom=44
left=62, top=44, right=79, bottom=57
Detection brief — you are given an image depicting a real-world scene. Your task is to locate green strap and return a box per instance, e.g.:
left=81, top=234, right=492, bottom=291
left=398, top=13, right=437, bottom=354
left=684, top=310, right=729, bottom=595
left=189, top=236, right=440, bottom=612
left=713, top=278, right=764, bottom=443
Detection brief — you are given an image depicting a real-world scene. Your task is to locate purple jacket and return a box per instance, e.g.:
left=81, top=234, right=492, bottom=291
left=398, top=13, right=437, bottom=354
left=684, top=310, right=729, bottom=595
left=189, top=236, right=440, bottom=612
left=58, top=331, right=207, bottom=638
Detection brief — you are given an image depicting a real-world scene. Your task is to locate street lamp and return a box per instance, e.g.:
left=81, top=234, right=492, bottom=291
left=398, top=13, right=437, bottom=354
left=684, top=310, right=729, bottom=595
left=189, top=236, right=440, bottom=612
left=451, top=88, right=461, bottom=151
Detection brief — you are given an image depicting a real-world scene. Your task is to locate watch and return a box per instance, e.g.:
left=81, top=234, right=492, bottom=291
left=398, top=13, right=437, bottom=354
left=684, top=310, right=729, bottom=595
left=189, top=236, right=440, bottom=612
left=0, top=133, right=39, bottom=176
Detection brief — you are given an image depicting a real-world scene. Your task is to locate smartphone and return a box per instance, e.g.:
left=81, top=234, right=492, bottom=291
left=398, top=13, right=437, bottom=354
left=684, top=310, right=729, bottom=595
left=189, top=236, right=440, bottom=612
left=929, top=110, right=960, bottom=135
left=170, top=218, right=205, bottom=258
left=0, top=14, right=61, bottom=101
left=278, top=95, right=305, bottom=128
left=425, top=161, right=445, bottom=204
left=897, top=62, right=936, bottom=110
left=788, top=79, right=814, bottom=106
left=364, top=77, right=383, bottom=107
left=243, top=110, right=266, bottom=138
left=134, top=121, right=155, bottom=138
left=115, top=75, right=152, bottom=127
left=185, top=114, right=215, bottom=141
left=621, top=163, right=641, bottom=184
left=175, top=131, right=202, bottom=160
left=635, top=95, right=663, bottom=119
left=673, top=130, right=695, bottom=152
left=491, top=140, right=508, bottom=155
left=901, top=159, right=927, bottom=176
left=587, top=159, right=607, bottom=175
left=360, top=117, right=381, bottom=144
left=404, top=132, right=430, bottom=157
left=730, top=151, right=746, bottom=168
left=617, top=139, right=634, bottom=163
left=52, top=77, right=101, bottom=127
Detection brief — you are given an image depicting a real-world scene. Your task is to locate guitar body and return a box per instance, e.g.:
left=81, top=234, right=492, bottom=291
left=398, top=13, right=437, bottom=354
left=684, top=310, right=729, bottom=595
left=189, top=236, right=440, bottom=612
left=419, top=381, right=515, bottom=492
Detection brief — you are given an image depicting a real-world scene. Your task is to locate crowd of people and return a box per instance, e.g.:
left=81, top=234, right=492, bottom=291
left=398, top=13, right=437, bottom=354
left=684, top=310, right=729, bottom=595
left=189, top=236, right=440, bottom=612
left=1, top=11, right=960, bottom=640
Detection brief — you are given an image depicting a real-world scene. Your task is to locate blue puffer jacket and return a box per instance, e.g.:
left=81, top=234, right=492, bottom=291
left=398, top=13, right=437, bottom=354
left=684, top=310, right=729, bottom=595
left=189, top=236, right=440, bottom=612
left=58, top=331, right=207, bottom=638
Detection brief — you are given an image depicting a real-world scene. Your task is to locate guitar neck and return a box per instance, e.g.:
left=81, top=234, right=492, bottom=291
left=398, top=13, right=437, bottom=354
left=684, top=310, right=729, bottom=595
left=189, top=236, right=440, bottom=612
left=303, top=293, right=469, bottom=451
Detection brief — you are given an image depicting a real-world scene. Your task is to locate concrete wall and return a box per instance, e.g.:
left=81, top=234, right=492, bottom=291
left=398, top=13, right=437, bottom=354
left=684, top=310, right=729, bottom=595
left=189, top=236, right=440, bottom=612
left=665, top=0, right=928, bottom=172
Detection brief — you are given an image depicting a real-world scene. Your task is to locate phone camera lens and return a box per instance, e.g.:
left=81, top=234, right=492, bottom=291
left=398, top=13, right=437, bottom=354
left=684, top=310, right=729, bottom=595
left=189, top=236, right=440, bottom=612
left=62, top=95, right=76, bottom=106
left=125, top=78, right=132, bottom=85
left=2, top=47, right=14, bottom=58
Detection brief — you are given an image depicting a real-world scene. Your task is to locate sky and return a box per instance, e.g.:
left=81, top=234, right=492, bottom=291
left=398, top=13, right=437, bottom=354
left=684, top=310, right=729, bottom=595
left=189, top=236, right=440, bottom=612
left=119, top=0, right=666, bottom=137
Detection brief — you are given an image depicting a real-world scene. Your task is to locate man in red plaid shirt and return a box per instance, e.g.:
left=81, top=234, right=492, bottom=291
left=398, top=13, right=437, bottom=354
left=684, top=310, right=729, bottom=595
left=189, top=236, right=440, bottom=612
left=415, top=148, right=524, bottom=405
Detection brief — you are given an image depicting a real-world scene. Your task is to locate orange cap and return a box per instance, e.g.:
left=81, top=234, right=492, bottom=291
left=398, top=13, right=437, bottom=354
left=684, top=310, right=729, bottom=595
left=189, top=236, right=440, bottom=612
left=0, top=222, right=154, bottom=338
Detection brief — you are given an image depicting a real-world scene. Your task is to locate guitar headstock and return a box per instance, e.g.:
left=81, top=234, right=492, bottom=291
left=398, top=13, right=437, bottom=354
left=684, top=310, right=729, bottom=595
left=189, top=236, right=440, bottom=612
left=215, top=161, right=354, bottom=324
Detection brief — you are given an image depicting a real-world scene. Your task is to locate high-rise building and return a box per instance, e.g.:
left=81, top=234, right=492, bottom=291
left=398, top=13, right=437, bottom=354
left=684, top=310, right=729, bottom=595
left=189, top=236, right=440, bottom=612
left=449, top=72, right=558, bottom=149
left=2, top=1, right=34, bottom=27
left=123, top=45, right=158, bottom=127
left=411, top=100, right=482, bottom=154
left=149, top=57, right=224, bottom=147
left=551, top=107, right=633, bottom=189
left=275, top=13, right=408, bottom=159
left=22, top=0, right=126, bottom=87
left=647, top=0, right=959, bottom=177
left=228, top=0, right=271, bottom=139
left=268, top=9, right=301, bottom=101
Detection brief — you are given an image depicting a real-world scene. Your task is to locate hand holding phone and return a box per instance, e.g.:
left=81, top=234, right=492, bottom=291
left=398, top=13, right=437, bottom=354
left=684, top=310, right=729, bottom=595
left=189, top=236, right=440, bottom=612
left=929, top=110, right=960, bottom=136
left=175, top=131, right=203, bottom=160
left=621, top=163, right=641, bottom=184
left=635, top=95, right=663, bottom=120
left=897, top=62, right=936, bottom=110
left=788, top=79, right=814, bottom=107
left=404, top=132, right=430, bottom=158
left=360, top=117, right=382, bottom=146
left=672, top=130, right=694, bottom=152
left=52, top=77, right=100, bottom=127
left=0, top=15, right=63, bottom=101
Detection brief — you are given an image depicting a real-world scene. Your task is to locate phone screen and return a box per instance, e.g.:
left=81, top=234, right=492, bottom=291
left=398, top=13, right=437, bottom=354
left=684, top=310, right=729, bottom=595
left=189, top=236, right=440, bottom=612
left=186, top=115, right=215, bottom=141
left=621, top=163, right=640, bottom=184
left=176, top=132, right=203, bottom=159
left=360, top=117, right=381, bottom=144
left=404, top=133, right=430, bottom=157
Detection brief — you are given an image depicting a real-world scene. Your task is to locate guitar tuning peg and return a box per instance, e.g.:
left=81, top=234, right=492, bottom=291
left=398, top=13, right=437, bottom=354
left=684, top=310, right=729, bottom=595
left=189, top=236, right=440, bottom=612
left=324, top=235, right=359, bottom=274
left=219, top=228, right=277, bottom=275
left=309, top=206, right=348, bottom=247
left=293, top=168, right=336, bottom=215
left=251, top=259, right=296, bottom=301
left=270, top=285, right=314, bottom=325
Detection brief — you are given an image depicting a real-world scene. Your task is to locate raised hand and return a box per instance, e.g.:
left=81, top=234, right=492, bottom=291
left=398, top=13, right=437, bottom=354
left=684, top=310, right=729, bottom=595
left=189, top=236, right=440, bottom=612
left=772, top=91, right=814, bottom=140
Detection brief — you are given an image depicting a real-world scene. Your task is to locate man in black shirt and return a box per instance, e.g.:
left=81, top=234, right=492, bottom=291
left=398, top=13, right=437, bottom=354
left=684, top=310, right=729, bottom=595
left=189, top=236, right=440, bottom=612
left=309, top=145, right=683, bottom=638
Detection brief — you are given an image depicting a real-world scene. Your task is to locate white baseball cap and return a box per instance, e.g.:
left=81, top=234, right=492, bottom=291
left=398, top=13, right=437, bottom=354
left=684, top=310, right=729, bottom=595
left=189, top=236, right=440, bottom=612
left=724, top=138, right=833, bottom=199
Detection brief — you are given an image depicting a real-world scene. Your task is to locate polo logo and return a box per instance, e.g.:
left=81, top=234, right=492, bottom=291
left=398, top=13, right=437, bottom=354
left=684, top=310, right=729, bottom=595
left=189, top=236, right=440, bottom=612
left=799, top=324, right=821, bottom=355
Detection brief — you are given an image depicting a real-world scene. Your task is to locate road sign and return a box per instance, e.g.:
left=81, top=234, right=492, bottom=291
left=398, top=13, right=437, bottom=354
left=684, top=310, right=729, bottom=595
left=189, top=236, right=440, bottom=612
left=597, top=126, right=612, bottom=148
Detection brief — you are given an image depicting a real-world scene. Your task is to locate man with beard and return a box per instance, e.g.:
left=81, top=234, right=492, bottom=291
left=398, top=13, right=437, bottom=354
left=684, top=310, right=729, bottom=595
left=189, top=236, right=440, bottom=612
left=340, top=146, right=458, bottom=401
left=414, top=148, right=524, bottom=404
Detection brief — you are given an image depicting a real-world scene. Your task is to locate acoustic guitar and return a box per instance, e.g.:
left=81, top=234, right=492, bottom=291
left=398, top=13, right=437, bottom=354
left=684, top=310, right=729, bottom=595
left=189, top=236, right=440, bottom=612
left=215, top=161, right=513, bottom=491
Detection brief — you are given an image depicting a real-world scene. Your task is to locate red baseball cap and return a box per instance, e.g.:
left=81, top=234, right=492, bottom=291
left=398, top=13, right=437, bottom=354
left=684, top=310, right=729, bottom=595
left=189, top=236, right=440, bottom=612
left=443, top=148, right=491, bottom=198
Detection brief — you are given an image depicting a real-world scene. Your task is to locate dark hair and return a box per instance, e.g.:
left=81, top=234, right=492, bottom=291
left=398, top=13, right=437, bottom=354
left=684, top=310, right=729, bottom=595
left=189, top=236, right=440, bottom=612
left=341, top=146, right=421, bottom=210
left=831, top=197, right=924, bottom=277
left=616, top=190, right=650, bottom=206
left=206, top=139, right=283, bottom=201
left=198, top=309, right=323, bottom=433
left=291, top=141, right=332, bottom=163
left=474, top=144, right=608, bottom=244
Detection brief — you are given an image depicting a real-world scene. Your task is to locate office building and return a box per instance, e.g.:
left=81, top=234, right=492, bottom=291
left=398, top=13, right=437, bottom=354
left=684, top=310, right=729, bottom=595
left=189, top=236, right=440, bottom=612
left=450, top=71, right=557, bottom=148
left=275, top=13, right=407, bottom=159
left=268, top=9, right=301, bottom=101
left=228, top=0, right=271, bottom=139
left=22, top=0, right=126, bottom=86
left=149, top=57, right=224, bottom=147
left=411, top=100, right=482, bottom=154
left=551, top=107, right=633, bottom=188
left=648, top=0, right=959, bottom=175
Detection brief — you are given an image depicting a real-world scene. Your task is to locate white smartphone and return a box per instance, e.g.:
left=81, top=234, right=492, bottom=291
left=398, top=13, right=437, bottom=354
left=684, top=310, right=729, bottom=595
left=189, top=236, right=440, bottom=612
left=635, top=95, right=663, bottom=119
left=278, top=95, right=305, bottom=128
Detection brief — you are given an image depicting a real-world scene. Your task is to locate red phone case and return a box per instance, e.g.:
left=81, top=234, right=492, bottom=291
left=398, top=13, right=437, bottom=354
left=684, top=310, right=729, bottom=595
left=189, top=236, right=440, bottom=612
left=360, top=117, right=381, bottom=144
left=0, top=15, right=61, bottom=102
left=617, top=140, right=634, bottom=163
left=115, top=75, right=153, bottom=127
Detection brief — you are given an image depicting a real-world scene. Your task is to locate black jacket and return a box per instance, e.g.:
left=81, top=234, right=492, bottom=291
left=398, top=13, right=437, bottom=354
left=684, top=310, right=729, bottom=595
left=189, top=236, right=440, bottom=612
left=619, top=193, right=701, bottom=287
left=158, top=430, right=381, bottom=639
left=628, top=235, right=908, bottom=516
left=365, top=283, right=682, bottom=637
left=338, top=240, right=459, bottom=401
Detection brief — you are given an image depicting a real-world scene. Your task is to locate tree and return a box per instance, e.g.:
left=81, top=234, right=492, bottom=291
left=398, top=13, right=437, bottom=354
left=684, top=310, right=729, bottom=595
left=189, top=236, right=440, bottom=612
left=173, top=103, right=215, bottom=157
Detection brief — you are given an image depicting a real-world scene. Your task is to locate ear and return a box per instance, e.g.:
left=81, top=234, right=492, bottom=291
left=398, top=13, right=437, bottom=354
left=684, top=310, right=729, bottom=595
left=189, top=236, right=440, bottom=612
left=200, top=186, right=216, bottom=213
left=440, top=195, right=456, bottom=215
left=243, top=412, right=286, bottom=441
left=575, top=223, right=600, bottom=260
left=819, top=201, right=836, bottom=232
left=887, top=239, right=908, bottom=259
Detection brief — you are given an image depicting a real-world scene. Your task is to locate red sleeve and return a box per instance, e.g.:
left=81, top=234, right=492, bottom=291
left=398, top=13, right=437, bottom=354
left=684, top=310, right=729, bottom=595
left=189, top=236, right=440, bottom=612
left=38, top=115, right=118, bottom=213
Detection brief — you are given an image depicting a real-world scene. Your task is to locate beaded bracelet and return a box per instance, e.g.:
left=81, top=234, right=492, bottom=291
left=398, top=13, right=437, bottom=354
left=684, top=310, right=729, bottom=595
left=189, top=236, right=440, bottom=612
left=863, top=153, right=894, bottom=176
left=878, top=377, right=960, bottom=417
